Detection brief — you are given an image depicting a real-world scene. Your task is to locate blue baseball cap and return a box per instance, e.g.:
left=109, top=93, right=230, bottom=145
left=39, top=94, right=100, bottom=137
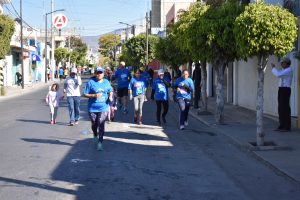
left=95, top=66, right=104, bottom=73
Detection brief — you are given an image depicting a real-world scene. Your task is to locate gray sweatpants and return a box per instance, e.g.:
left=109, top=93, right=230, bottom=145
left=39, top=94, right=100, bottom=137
left=133, top=94, right=145, bottom=116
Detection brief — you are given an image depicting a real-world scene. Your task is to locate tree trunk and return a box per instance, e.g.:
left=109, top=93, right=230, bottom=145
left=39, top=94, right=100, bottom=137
left=256, top=56, right=268, bottom=146
left=215, top=61, right=226, bottom=124
left=200, top=61, right=208, bottom=112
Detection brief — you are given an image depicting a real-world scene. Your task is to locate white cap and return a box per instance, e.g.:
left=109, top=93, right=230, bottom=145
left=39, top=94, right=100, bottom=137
left=120, top=61, right=125, bottom=66
left=71, top=67, right=77, bottom=74
left=158, top=69, right=164, bottom=75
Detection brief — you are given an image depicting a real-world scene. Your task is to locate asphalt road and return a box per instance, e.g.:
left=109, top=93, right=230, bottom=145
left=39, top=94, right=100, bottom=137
left=0, top=77, right=300, bottom=200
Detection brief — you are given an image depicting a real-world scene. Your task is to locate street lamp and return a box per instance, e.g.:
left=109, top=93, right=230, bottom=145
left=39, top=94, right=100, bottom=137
left=119, top=22, right=134, bottom=41
left=45, top=8, right=65, bottom=83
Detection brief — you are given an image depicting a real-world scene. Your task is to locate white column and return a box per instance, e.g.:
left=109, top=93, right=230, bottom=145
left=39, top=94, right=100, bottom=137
left=227, top=63, right=233, bottom=103
left=207, top=63, right=213, bottom=97
left=233, top=61, right=238, bottom=105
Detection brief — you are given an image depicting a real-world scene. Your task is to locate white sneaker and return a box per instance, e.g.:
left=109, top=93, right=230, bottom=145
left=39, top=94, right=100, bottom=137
left=184, top=121, right=188, bottom=126
left=180, top=125, right=185, bottom=130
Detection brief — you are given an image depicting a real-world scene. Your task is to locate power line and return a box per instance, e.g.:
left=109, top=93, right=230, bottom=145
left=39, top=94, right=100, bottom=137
left=9, top=3, right=39, bottom=32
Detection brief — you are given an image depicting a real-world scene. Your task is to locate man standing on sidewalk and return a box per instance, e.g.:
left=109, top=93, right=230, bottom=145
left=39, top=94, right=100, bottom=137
left=271, top=57, right=293, bottom=132
left=64, top=67, right=82, bottom=126
left=192, top=63, right=201, bottom=109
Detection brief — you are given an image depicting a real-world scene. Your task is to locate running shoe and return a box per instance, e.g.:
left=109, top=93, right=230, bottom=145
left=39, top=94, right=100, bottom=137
left=97, top=142, right=104, bottom=151
left=75, top=121, right=79, bottom=125
left=69, top=122, right=74, bottom=126
left=180, top=125, right=185, bottom=130
left=50, top=120, right=54, bottom=125
left=184, top=121, right=189, bottom=126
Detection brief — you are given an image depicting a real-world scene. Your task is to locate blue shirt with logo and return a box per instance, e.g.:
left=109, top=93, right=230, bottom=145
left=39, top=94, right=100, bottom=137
left=174, top=77, right=194, bottom=100
left=83, top=77, right=112, bottom=112
left=153, top=77, right=170, bottom=101
left=114, top=68, right=131, bottom=89
left=128, top=77, right=147, bottom=97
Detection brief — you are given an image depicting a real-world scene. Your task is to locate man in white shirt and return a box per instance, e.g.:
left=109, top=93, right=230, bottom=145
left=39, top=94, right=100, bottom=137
left=271, top=57, right=293, bottom=132
left=64, top=67, right=82, bottom=126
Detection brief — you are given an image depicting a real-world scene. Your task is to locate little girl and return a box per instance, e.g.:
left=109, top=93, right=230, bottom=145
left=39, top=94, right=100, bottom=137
left=46, top=83, right=64, bottom=124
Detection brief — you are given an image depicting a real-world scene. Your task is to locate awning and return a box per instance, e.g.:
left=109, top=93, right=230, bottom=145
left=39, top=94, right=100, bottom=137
left=31, top=53, right=41, bottom=61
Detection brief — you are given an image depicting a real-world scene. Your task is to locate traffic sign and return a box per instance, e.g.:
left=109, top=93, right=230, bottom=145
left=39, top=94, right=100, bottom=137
left=53, top=14, right=68, bottom=29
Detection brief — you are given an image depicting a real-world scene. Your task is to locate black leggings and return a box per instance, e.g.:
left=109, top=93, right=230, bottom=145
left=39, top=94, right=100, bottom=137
left=156, top=100, right=169, bottom=122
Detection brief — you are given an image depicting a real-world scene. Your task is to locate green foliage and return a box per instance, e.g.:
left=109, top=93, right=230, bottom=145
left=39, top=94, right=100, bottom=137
left=65, top=36, right=87, bottom=65
left=54, top=47, right=68, bottom=65
left=234, top=2, right=297, bottom=59
left=99, top=34, right=121, bottom=58
left=174, top=2, right=209, bottom=61
left=121, top=34, right=159, bottom=67
left=155, top=35, right=188, bottom=69
left=174, top=1, right=243, bottom=63
left=0, top=15, right=15, bottom=59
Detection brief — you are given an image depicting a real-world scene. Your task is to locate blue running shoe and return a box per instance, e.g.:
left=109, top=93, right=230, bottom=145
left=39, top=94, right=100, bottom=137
left=97, top=142, right=103, bottom=151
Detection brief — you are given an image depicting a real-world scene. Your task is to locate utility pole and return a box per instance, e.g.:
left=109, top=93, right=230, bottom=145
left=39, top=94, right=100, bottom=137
left=146, top=12, right=149, bottom=66
left=20, top=0, right=24, bottom=89
left=51, top=0, right=55, bottom=81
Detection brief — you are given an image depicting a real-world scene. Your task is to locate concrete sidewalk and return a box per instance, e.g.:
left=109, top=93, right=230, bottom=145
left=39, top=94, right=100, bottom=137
left=189, top=97, right=300, bottom=184
left=0, top=80, right=58, bottom=102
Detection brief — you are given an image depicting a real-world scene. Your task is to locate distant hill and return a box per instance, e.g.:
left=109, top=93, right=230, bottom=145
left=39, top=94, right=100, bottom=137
left=81, top=29, right=124, bottom=51
left=81, top=35, right=99, bottom=51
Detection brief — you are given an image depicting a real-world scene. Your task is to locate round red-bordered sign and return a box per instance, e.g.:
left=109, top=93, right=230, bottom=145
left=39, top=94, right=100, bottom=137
left=53, top=14, right=68, bottom=29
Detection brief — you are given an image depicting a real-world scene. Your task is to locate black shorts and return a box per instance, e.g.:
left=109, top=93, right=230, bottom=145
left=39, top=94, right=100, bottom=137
left=117, top=88, right=128, bottom=98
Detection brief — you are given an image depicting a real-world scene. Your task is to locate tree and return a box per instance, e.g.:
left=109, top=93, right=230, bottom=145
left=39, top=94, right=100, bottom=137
left=99, top=34, right=121, bottom=59
left=155, top=34, right=188, bottom=70
left=200, top=0, right=243, bottom=124
left=0, top=15, right=15, bottom=59
left=54, top=47, right=68, bottom=66
left=121, top=34, right=159, bottom=67
left=65, top=36, right=87, bottom=66
left=234, top=2, right=297, bottom=146
left=173, top=2, right=210, bottom=112
left=178, top=1, right=242, bottom=120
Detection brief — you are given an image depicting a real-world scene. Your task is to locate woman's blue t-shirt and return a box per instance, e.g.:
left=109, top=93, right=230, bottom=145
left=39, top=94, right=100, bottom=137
left=128, top=77, right=147, bottom=97
left=174, top=77, right=194, bottom=100
left=83, top=77, right=112, bottom=112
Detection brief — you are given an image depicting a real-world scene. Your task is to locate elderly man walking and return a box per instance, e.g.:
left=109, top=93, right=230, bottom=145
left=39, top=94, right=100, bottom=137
left=64, top=67, right=82, bottom=126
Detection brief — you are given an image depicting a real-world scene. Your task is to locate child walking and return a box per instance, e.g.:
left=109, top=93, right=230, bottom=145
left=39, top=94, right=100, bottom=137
left=46, top=83, right=64, bottom=124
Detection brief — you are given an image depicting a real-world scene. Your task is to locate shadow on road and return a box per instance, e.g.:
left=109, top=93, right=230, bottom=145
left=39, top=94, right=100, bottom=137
left=21, top=138, right=73, bottom=146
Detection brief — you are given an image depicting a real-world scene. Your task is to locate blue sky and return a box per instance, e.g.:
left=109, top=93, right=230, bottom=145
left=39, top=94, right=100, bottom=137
left=4, top=0, right=150, bottom=36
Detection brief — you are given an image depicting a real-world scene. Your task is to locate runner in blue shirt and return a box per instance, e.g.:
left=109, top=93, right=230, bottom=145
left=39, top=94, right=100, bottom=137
left=128, top=69, right=147, bottom=125
left=141, top=67, right=151, bottom=101
left=151, top=69, right=171, bottom=125
left=83, top=67, right=113, bottom=151
left=174, top=69, right=194, bottom=130
left=59, top=67, right=64, bottom=82
left=113, top=61, right=131, bottom=114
